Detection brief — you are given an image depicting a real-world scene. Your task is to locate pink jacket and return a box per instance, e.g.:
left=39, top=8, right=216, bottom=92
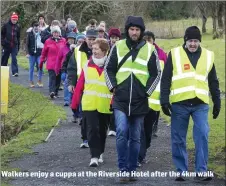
left=40, top=37, right=66, bottom=73
left=55, top=43, right=70, bottom=75
left=154, top=43, right=167, bottom=64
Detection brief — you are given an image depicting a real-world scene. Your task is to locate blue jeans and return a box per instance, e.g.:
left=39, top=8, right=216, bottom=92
left=29, top=55, right=42, bottom=81
left=114, top=109, right=144, bottom=172
left=63, top=75, right=70, bottom=104
left=1, top=47, right=18, bottom=74
left=171, top=103, right=209, bottom=173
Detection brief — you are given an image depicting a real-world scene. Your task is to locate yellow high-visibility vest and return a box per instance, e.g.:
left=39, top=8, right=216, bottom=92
left=81, top=63, right=112, bottom=114
left=115, top=39, right=155, bottom=86
left=148, top=60, right=164, bottom=111
left=74, top=46, right=88, bottom=77
left=170, top=46, right=214, bottom=104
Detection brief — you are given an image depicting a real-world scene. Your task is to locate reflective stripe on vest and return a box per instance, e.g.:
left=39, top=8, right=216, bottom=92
left=74, top=46, right=88, bottom=76
left=148, top=60, right=164, bottom=111
left=115, top=39, right=154, bottom=86
left=170, top=46, right=214, bottom=104
left=82, top=63, right=112, bottom=114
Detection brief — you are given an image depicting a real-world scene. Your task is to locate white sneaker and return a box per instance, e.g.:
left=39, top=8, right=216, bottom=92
left=89, top=158, right=98, bottom=167
left=98, top=154, right=104, bottom=163
left=80, top=140, right=89, bottom=148
left=108, top=130, right=116, bottom=136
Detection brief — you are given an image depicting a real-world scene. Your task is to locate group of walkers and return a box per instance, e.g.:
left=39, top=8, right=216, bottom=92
left=1, top=12, right=221, bottom=183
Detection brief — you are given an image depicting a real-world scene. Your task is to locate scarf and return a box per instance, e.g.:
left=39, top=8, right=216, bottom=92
left=92, top=56, right=107, bottom=67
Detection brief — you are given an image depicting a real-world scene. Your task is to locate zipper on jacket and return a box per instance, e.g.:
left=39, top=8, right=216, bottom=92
left=34, top=34, right=37, bottom=54
left=128, top=74, right=133, bottom=116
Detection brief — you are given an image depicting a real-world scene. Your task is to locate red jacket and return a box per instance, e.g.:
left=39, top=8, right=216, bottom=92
left=40, top=37, right=66, bottom=73
left=71, top=58, right=104, bottom=110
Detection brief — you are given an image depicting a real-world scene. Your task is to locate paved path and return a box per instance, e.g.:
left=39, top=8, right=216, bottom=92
left=7, top=67, right=225, bottom=186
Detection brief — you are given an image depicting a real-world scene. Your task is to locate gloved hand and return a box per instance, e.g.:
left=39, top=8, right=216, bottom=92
left=161, top=103, right=172, bottom=117
left=61, top=72, right=66, bottom=81
left=213, top=102, right=221, bottom=119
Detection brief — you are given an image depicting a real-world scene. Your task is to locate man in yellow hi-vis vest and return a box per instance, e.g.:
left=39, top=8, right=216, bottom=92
left=160, top=26, right=221, bottom=182
left=105, top=16, right=161, bottom=182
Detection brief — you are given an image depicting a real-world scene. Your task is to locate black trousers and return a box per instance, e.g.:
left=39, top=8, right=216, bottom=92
left=81, top=116, right=87, bottom=141
left=83, top=110, right=110, bottom=158
left=48, top=70, right=61, bottom=95
left=108, top=114, right=116, bottom=131
left=138, top=109, right=159, bottom=162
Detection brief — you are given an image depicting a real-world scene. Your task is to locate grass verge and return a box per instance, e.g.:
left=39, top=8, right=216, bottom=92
left=1, top=83, right=66, bottom=185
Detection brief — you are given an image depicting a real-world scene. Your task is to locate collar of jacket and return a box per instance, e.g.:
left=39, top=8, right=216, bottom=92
left=79, top=41, right=92, bottom=56
left=125, top=36, right=144, bottom=50
left=183, top=43, right=201, bottom=55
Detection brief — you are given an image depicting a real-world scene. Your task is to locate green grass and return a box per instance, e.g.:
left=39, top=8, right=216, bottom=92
left=17, top=55, right=48, bottom=73
left=1, top=83, right=66, bottom=185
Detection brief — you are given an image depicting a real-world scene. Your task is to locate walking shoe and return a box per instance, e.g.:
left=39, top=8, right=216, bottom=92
left=59, top=85, right=64, bottom=90
left=80, top=140, right=89, bottom=148
left=98, top=153, right=104, bottom=163
left=137, top=162, right=142, bottom=168
left=175, top=176, right=186, bottom=181
left=89, top=158, right=98, bottom=167
left=64, top=102, right=69, bottom=106
left=12, top=73, right=19, bottom=77
left=37, top=81, right=43, bottom=87
left=72, top=116, right=77, bottom=123
left=76, top=117, right=82, bottom=125
left=129, top=172, right=138, bottom=182
left=194, top=174, right=212, bottom=182
left=119, top=177, right=130, bottom=183
left=108, top=130, right=116, bottom=136
left=30, top=82, right=35, bottom=88
left=50, top=92, right=55, bottom=99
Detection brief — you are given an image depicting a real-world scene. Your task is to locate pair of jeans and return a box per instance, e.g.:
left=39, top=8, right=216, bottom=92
left=114, top=109, right=144, bottom=172
left=1, top=47, right=18, bottom=74
left=63, top=75, right=70, bottom=104
left=29, top=55, right=42, bottom=82
left=139, top=109, right=158, bottom=163
left=48, top=70, right=61, bottom=95
left=171, top=103, right=209, bottom=173
left=84, top=110, right=109, bottom=158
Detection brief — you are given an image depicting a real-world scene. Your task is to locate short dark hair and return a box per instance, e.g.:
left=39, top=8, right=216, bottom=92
left=88, top=19, right=97, bottom=25
left=143, top=31, right=155, bottom=41
left=65, top=14, right=72, bottom=20
left=33, top=22, right=39, bottom=27
left=38, top=14, right=45, bottom=21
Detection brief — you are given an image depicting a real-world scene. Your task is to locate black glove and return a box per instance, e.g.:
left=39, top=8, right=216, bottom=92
left=213, top=103, right=220, bottom=119
left=161, top=103, right=172, bottom=117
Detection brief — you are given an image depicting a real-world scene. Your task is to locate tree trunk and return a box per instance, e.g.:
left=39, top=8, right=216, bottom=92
left=202, top=15, right=207, bottom=33
left=217, top=3, right=224, bottom=29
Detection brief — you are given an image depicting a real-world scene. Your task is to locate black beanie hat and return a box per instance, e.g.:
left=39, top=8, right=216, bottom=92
left=184, top=26, right=201, bottom=42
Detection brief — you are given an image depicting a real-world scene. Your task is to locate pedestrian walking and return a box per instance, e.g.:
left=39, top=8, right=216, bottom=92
left=25, top=22, right=44, bottom=88
left=160, top=26, right=221, bottom=182
left=71, top=38, right=112, bottom=167
left=39, top=26, right=66, bottom=98
left=1, top=12, right=20, bottom=76
left=104, top=16, right=161, bottom=182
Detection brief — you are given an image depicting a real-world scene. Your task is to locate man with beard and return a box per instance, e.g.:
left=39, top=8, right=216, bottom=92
left=104, top=16, right=161, bottom=183
left=160, top=26, right=221, bottom=182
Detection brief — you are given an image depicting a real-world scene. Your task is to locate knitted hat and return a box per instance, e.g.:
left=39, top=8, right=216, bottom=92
left=86, top=29, right=98, bottom=38
left=67, top=20, right=77, bottom=32
left=96, top=26, right=105, bottom=32
left=108, top=28, right=121, bottom=38
left=67, top=32, right=77, bottom=39
left=184, top=26, right=201, bottom=42
left=51, top=26, right=61, bottom=35
left=76, top=33, right=86, bottom=40
left=11, top=12, right=18, bottom=20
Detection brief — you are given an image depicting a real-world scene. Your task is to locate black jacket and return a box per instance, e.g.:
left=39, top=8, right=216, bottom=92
left=1, top=20, right=20, bottom=49
left=41, top=26, right=51, bottom=44
left=25, top=31, right=42, bottom=56
left=62, top=50, right=73, bottom=73
left=67, top=42, right=92, bottom=86
left=160, top=45, right=221, bottom=107
left=104, top=39, right=161, bottom=116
